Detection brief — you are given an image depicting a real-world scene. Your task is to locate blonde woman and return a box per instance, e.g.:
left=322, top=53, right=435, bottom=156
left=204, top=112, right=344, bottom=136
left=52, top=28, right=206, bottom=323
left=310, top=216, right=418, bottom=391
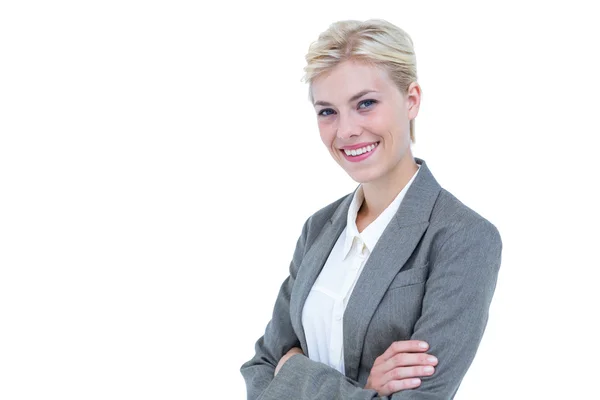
left=240, top=19, right=502, bottom=400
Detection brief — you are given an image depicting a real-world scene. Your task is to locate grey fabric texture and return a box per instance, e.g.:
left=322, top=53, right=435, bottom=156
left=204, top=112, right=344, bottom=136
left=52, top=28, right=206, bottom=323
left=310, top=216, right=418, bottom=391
left=240, top=157, right=503, bottom=400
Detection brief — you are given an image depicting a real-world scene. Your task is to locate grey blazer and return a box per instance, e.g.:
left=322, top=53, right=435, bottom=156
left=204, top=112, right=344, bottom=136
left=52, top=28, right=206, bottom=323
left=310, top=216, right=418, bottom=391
left=240, top=157, right=503, bottom=400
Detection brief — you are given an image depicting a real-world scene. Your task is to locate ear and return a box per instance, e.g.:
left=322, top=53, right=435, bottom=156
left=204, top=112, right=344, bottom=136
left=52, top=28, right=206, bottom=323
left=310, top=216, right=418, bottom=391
left=406, top=82, right=422, bottom=120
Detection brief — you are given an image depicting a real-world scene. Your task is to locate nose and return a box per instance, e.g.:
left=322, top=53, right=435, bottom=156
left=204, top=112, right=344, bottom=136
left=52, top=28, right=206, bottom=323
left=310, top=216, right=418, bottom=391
left=336, top=112, right=361, bottom=141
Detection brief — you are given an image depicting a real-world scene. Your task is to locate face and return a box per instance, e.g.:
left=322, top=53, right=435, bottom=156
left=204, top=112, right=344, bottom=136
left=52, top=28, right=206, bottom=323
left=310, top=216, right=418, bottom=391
left=311, top=59, right=421, bottom=185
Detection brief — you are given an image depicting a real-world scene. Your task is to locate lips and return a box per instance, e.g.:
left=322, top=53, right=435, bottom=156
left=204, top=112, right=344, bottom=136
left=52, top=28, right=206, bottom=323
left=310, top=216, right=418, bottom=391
left=339, top=141, right=380, bottom=151
left=346, top=143, right=374, bottom=156
left=340, top=141, right=380, bottom=163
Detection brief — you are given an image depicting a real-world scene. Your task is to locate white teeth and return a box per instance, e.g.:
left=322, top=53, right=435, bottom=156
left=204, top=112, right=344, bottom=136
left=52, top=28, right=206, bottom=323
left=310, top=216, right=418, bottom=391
left=344, top=143, right=377, bottom=156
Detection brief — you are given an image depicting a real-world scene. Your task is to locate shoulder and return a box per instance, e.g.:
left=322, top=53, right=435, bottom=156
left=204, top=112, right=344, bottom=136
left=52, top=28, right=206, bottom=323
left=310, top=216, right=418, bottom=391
left=300, top=191, right=351, bottom=241
left=429, top=188, right=502, bottom=253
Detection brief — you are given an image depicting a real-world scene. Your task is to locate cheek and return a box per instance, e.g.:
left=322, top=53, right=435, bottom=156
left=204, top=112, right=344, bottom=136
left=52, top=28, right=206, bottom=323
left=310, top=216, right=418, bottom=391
left=370, top=107, right=398, bottom=132
left=318, top=123, right=335, bottom=146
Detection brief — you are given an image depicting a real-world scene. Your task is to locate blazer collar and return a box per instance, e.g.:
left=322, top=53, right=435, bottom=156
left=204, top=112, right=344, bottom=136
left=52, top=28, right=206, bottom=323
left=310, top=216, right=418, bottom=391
left=289, top=156, right=442, bottom=380
left=329, top=157, right=440, bottom=228
left=342, top=164, right=422, bottom=258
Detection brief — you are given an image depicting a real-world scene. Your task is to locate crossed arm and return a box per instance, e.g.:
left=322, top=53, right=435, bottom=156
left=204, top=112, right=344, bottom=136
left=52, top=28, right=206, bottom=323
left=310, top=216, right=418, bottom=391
left=240, top=217, right=503, bottom=400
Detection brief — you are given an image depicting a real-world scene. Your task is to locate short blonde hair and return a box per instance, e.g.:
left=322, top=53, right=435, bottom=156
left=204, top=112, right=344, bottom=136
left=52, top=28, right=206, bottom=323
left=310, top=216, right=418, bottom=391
left=302, top=19, right=419, bottom=143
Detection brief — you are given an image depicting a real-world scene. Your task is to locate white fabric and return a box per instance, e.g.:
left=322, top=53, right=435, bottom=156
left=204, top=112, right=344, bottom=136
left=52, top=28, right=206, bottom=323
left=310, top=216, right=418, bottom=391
left=301, top=165, right=421, bottom=373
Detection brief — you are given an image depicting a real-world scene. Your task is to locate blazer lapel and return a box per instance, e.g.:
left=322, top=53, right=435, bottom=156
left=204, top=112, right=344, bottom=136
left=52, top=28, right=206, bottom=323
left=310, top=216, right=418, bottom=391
left=342, top=157, right=442, bottom=380
left=289, top=191, right=353, bottom=354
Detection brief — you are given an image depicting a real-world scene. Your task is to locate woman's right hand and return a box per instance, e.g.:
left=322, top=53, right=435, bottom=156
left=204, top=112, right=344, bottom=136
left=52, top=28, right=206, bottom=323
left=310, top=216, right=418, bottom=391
left=365, top=340, right=438, bottom=396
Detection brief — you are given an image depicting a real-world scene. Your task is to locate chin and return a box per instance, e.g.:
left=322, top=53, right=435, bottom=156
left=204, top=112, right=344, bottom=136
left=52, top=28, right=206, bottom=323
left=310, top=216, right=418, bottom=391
left=346, top=169, right=383, bottom=184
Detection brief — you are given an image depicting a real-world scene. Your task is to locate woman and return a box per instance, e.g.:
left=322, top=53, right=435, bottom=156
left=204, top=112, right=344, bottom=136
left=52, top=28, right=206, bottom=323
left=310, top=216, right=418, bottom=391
left=240, top=19, right=502, bottom=400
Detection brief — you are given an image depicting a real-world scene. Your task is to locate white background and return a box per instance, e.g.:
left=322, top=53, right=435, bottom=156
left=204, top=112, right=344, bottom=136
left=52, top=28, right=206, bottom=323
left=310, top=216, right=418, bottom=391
left=1, top=1, right=599, bottom=399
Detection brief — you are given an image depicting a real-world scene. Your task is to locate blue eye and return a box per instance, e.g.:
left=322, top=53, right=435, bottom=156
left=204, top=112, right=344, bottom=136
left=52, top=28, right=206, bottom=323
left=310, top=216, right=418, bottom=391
left=317, top=99, right=377, bottom=117
left=318, top=108, right=335, bottom=117
left=359, top=99, right=377, bottom=109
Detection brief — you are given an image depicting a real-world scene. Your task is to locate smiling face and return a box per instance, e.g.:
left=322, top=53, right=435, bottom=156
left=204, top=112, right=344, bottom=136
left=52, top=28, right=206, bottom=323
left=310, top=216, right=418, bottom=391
left=311, top=59, right=421, bottom=185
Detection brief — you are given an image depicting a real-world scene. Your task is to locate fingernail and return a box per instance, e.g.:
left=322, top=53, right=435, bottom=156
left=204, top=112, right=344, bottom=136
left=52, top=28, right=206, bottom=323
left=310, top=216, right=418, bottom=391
left=419, top=342, right=429, bottom=349
left=411, top=378, right=421, bottom=385
left=424, top=366, right=434, bottom=373
left=427, top=356, right=438, bottom=363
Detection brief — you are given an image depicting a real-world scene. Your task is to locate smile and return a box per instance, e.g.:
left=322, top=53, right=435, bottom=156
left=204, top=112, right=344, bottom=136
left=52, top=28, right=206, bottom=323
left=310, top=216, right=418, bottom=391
left=340, top=141, right=380, bottom=163
left=343, top=143, right=378, bottom=156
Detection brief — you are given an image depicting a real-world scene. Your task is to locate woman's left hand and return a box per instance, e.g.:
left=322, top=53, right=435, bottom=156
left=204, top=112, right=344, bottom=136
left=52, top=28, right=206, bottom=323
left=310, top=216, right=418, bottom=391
left=274, top=347, right=304, bottom=376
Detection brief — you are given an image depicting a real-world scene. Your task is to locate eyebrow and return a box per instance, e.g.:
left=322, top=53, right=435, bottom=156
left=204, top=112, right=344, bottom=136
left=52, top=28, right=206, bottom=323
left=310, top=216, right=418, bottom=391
left=313, top=90, right=377, bottom=107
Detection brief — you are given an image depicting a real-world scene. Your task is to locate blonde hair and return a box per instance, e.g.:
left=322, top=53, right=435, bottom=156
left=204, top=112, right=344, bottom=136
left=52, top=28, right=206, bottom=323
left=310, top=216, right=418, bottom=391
left=302, top=19, right=419, bottom=143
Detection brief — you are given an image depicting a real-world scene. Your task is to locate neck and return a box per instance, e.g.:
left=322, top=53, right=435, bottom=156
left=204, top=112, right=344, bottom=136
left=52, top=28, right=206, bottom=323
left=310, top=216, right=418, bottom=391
left=359, top=154, right=419, bottom=219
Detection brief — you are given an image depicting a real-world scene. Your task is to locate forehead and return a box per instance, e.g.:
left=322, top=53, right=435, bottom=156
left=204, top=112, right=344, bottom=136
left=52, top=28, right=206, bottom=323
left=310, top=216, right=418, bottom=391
left=311, top=60, right=392, bottom=102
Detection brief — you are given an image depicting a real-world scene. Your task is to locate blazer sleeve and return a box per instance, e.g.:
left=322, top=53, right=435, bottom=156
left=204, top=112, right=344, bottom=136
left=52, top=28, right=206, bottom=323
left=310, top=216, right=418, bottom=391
left=245, top=218, right=503, bottom=400
left=394, top=218, right=504, bottom=399
left=239, top=216, right=310, bottom=400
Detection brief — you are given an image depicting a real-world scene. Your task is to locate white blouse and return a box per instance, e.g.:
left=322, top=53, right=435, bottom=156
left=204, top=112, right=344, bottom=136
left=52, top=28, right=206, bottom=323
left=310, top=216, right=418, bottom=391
left=301, top=164, right=421, bottom=374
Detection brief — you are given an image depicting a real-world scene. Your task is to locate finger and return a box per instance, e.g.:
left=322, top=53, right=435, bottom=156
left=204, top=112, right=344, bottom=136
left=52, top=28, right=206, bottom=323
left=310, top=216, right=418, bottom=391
left=380, top=378, right=422, bottom=396
left=382, top=365, right=435, bottom=383
left=373, top=352, right=437, bottom=382
left=378, top=340, right=429, bottom=362
left=371, top=352, right=437, bottom=381
left=385, top=352, right=438, bottom=369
